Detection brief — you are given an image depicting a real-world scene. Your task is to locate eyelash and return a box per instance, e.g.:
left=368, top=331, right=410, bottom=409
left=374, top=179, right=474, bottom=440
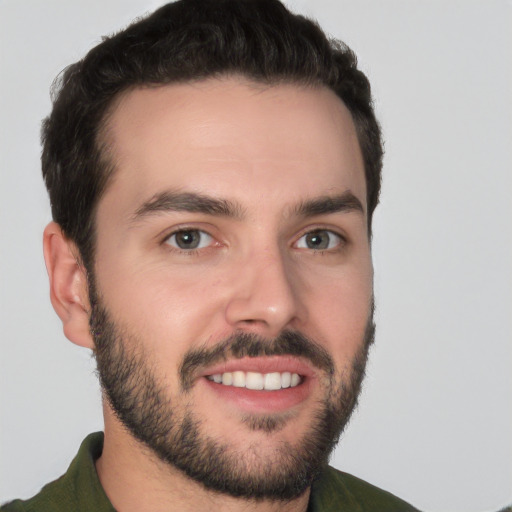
left=294, top=228, right=346, bottom=253
left=161, top=226, right=347, bottom=256
left=162, top=228, right=216, bottom=255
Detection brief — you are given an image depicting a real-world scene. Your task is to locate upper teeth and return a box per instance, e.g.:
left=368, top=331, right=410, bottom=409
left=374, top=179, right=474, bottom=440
left=207, top=371, right=301, bottom=390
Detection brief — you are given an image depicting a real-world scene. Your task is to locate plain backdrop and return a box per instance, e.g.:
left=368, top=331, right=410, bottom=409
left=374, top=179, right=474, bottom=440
left=1, top=1, right=511, bottom=511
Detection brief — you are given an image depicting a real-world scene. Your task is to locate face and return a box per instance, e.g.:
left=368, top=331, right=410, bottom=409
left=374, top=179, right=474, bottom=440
left=90, top=77, right=374, bottom=499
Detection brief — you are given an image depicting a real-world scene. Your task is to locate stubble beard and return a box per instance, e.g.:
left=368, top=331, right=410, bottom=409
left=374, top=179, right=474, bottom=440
left=89, top=284, right=374, bottom=501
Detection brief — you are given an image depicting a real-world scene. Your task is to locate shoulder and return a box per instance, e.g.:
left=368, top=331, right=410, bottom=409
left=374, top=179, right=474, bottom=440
left=309, top=465, right=420, bottom=511
left=1, top=433, right=113, bottom=512
left=0, top=502, right=24, bottom=512
left=0, top=473, right=72, bottom=512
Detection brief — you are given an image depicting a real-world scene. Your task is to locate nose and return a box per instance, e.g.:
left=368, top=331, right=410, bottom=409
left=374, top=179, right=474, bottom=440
left=224, top=246, right=304, bottom=338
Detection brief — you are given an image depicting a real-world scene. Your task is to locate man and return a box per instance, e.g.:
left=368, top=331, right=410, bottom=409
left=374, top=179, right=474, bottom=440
left=1, top=0, right=419, bottom=510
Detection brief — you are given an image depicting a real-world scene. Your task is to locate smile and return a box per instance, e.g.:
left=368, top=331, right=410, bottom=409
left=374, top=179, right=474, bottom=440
left=201, top=358, right=314, bottom=412
left=206, top=371, right=302, bottom=390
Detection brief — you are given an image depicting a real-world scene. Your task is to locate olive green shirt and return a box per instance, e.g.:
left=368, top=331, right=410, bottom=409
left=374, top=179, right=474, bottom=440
left=2, top=433, right=419, bottom=511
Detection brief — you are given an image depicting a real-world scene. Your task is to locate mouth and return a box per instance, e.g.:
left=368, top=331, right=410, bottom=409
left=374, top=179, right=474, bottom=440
left=199, top=356, right=314, bottom=413
left=206, top=371, right=302, bottom=390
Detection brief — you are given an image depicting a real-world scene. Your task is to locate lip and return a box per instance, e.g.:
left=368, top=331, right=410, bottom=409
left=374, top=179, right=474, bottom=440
left=198, top=355, right=316, bottom=379
left=198, top=356, right=316, bottom=414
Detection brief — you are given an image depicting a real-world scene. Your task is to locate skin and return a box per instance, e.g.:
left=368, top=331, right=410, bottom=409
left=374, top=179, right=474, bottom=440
left=44, top=77, right=373, bottom=512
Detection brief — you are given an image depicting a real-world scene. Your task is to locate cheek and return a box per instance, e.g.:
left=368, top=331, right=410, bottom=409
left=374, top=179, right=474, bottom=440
left=306, top=266, right=373, bottom=367
left=94, top=259, right=228, bottom=364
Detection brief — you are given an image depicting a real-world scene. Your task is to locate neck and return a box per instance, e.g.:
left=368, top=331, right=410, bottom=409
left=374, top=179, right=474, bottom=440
left=96, top=407, right=310, bottom=512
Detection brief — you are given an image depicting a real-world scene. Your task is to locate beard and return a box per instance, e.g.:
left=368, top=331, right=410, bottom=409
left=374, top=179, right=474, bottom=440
left=89, top=285, right=374, bottom=501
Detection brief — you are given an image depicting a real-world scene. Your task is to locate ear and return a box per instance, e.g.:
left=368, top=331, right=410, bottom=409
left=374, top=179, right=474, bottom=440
left=43, top=222, right=94, bottom=349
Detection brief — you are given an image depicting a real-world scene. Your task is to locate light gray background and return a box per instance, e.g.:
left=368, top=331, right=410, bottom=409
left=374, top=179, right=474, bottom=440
left=1, top=1, right=511, bottom=511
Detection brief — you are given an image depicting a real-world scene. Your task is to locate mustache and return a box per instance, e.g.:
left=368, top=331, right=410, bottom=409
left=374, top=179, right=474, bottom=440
left=179, top=331, right=335, bottom=392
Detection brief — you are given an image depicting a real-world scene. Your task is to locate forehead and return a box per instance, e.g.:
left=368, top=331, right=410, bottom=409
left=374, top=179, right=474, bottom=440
left=99, top=77, right=366, bottom=218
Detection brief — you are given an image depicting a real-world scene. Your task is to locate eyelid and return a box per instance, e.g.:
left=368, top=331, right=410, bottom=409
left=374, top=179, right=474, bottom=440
left=165, top=229, right=213, bottom=250
left=159, top=222, right=215, bottom=241
left=293, top=227, right=347, bottom=251
left=160, top=224, right=221, bottom=252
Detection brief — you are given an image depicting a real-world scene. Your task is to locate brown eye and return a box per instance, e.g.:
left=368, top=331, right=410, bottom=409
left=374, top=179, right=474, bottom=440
left=166, top=230, right=213, bottom=250
left=296, top=230, right=342, bottom=250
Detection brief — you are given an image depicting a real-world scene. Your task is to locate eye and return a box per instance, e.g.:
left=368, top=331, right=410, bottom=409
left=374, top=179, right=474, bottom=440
left=165, top=229, right=213, bottom=250
left=295, top=229, right=342, bottom=251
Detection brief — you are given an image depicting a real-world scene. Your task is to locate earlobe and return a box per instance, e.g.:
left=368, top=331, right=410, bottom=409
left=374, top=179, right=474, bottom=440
left=43, top=222, right=95, bottom=349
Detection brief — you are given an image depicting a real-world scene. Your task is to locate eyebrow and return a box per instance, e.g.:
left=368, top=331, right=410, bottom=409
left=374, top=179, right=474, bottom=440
left=130, top=189, right=364, bottom=224
left=293, top=191, right=364, bottom=217
left=131, top=191, right=245, bottom=222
